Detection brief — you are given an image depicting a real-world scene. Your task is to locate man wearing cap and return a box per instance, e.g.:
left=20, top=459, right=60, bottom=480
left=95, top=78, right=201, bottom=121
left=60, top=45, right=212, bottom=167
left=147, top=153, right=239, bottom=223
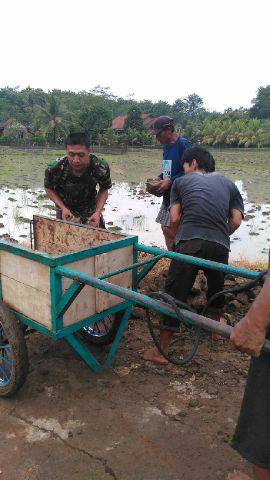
left=152, top=116, right=192, bottom=250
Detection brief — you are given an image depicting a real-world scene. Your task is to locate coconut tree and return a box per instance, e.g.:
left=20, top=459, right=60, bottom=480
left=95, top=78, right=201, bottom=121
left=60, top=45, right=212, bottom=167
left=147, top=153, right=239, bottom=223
left=34, top=93, right=71, bottom=144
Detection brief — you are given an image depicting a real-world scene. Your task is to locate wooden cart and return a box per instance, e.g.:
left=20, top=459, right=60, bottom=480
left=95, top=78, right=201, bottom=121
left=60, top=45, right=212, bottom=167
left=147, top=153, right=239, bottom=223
left=1, top=215, right=269, bottom=397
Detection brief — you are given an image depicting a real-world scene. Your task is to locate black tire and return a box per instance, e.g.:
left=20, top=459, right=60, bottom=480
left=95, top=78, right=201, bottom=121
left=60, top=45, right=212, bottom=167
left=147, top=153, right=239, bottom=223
left=0, top=304, right=29, bottom=397
left=79, top=311, right=122, bottom=346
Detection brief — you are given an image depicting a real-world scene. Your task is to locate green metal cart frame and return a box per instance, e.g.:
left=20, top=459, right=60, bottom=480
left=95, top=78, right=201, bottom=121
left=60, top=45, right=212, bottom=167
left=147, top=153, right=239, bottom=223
left=0, top=224, right=269, bottom=397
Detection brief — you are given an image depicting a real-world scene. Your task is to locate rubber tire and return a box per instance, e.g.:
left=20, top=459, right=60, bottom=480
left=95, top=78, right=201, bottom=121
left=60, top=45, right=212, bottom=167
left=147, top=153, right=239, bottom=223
left=0, top=304, right=29, bottom=397
left=79, top=311, right=122, bottom=346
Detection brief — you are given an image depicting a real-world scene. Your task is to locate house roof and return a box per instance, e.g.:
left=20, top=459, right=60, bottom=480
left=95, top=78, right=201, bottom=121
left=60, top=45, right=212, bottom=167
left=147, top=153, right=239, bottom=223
left=112, top=113, right=157, bottom=131
left=112, top=115, right=127, bottom=130
left=0, top=118, right=13, bottom=129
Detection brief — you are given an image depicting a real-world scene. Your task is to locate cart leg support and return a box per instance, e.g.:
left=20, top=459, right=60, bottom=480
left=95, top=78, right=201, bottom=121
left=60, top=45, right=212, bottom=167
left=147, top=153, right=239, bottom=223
left=66, top=334, right=101, bottom=373
left=66, top=305, right=132, bottom=373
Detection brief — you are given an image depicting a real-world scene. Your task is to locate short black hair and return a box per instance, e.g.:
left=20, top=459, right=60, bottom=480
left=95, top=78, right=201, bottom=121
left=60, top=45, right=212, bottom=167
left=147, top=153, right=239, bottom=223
left=182, top=146, right=215, bottom=172
left=65, top=132, right=91, bottom=148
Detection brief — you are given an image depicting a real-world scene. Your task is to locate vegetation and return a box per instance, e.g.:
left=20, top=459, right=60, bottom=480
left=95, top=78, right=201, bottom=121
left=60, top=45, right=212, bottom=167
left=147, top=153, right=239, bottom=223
left=0, top=85, right=270, bottom=147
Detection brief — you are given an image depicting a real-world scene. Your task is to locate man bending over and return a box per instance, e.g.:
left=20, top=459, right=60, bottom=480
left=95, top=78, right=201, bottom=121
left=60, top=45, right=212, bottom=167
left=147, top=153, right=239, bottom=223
left=44, top=132, right=112, bottom=227
left=142, top=146, right=244, bottom=364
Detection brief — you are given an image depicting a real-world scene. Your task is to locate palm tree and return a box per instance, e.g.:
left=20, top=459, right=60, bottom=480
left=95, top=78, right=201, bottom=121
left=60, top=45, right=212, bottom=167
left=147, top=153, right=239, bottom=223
left=34, top=93, right=70, bottom=144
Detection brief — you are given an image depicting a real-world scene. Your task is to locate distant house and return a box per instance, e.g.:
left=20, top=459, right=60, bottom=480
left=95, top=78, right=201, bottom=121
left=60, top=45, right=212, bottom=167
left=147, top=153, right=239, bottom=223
left=112, top=113, right=157, bottom=134
left=0, top=118, right=13, bottom=136
left=0, top=118, right=28, bottom=138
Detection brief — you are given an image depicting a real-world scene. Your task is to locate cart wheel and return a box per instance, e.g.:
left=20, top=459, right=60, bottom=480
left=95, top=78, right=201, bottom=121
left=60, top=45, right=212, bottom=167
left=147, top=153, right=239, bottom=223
left=0, top=304, right=29, bottom=397
left=79, top=312, right=122, bottom=346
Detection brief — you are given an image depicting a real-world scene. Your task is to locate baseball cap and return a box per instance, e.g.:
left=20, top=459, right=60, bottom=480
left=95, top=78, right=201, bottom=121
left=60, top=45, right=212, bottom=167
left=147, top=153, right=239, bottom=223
left=153, top=116, right=174, bottom=135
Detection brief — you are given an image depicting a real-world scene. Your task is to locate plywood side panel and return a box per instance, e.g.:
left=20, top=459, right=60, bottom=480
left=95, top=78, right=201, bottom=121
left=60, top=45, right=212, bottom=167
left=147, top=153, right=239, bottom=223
left=33, top=216, right=122, bottom=255
left=1, top=275, right=51, bottom=327
left=0, top=251, right=50, bottom=293
left=63, top=257, right=96, bottom=326
left=95, top=246, right=133, bottom=312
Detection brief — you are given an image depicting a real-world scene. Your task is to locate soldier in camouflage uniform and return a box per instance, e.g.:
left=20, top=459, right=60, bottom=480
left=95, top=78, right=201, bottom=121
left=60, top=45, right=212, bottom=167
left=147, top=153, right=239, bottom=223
left=44, top=132, right=112, bottom=227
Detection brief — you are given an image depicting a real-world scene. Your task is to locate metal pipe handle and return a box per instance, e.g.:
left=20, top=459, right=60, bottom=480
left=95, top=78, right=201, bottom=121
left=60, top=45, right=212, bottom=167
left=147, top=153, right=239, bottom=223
left=181, top=308, right=270, bottom=355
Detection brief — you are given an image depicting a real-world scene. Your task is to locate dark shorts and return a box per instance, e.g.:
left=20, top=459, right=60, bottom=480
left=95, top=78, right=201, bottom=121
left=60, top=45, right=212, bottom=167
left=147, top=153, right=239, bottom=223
left=163, top=239, right=229, bottom=326
left=231, top=329, right=270, bottom=470
left=55, top=206, right=105, bottom=229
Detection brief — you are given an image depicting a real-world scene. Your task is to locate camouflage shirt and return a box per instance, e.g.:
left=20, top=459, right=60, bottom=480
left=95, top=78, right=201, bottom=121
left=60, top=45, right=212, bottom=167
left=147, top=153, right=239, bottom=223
left=44, top=154, right=112, bottom=219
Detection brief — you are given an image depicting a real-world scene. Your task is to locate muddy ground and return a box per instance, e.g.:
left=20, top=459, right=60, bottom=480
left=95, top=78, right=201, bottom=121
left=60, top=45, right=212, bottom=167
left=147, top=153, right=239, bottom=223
left=0, top=259, right=262, bottom=480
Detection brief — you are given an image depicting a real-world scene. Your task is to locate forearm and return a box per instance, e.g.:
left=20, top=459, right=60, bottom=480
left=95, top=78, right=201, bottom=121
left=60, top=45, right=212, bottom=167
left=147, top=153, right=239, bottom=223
left=228, top=219, right=239, bottom=235
left=95, top=189, right=108, bottom=213
left=170, top=220, right=180, bottom=237
left=45, top=188, right=67, bottom=210
left=169, top=214, right=180, bottom=234
left=245, top=276, right=270, bottom=329
left=228, top=209, right=242, bottom=234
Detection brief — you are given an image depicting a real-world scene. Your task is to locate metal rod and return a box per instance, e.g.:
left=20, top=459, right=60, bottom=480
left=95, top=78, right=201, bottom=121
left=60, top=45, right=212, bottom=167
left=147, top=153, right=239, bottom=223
left=136, top=243, right=262, bottom=280
left=55, top=265, right=270, bottom=354
left=98, top=254, right=165, bottom=280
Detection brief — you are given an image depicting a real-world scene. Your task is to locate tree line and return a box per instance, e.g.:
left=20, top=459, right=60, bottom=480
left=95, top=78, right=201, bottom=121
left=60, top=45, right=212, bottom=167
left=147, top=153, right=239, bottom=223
left=0, top=85, right=269, bottom=148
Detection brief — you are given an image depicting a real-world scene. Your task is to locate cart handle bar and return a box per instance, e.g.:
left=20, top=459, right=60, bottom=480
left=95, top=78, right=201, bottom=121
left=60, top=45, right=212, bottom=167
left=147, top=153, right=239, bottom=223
left=55, top=266, right=270, bottom=355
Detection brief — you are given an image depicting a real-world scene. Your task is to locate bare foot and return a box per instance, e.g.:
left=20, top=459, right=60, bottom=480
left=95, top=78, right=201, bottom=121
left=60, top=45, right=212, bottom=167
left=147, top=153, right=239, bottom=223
left=140, top=349, right=168, bottom=365
left=227, top=470, right=252, bottom=480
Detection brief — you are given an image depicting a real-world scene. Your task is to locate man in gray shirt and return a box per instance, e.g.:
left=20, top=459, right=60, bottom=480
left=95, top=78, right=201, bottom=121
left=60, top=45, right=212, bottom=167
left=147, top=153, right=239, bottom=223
left=142, top=146, right=244, bottom=364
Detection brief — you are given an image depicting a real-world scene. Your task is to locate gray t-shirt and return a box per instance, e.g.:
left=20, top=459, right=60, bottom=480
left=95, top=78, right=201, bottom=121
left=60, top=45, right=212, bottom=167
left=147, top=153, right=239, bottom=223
left=170, top=172, right=244, bottom=250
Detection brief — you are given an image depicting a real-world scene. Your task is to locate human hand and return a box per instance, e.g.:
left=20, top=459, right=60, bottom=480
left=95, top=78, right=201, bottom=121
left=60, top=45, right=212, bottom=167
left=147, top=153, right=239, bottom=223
left=87, top=211, right=101, bottom=228
left=62, top=207, right=76, bottom=221
left=230, top=314, right=266, bottom=357
left=157, top=179, right=172, bottom=193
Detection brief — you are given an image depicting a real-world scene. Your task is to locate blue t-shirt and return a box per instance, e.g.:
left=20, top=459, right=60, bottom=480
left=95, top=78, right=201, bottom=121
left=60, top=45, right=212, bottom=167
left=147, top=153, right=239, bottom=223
left=160, top=136, right=192, bottom=207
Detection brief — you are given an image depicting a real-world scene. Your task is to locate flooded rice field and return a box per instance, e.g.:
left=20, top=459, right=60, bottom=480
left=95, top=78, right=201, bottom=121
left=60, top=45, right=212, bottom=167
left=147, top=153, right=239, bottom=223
left=0, top=146, right=269, bottom=261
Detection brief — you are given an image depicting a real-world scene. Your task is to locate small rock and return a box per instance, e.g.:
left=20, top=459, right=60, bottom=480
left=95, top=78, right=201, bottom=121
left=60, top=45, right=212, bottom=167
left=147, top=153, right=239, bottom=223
left=207, top=386, right=219, bottom=396
left=0, top=223, right=4, bottom=228
left=131, top=306, right=144, bottom=319
left=228, top=300, right=242, bottom=311
left=224, top=279, right=237, bottom=286
left=236, top=292, right=249, bottom=305
left=109, top=226, right=122, bottom=231
left=35, top=386, right=45, bottom=394
left=223, top=313, right=234, bottom=326
left=188, top=398, right=200, bottom=408
left=247, top=290, right=256, bottom=300
left=173, top=411, right=187, bottom=420
left=226, top=274, right=236, bottom=281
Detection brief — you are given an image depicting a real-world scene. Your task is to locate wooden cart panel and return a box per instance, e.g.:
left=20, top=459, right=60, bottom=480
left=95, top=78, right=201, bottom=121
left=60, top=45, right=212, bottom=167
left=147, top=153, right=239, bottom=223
left=0, top=217, right=134, bottom=329
left=0, top=252, right=51, bottom=327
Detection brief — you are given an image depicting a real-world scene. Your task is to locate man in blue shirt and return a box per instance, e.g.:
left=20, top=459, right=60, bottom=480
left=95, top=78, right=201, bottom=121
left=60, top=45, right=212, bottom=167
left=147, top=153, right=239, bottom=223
left=153, top=116, right=192, bottom=249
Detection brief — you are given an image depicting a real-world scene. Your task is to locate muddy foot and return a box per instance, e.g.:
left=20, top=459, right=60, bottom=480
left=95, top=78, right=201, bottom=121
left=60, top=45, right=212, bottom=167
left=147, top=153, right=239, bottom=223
left=140, top=349, right=168, bottom=365
left=227, top=470, right=252, bottom=480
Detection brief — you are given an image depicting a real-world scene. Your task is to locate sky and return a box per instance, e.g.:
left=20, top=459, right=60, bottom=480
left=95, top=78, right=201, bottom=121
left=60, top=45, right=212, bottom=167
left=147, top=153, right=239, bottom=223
left=1, top=0, right=269, bottom=112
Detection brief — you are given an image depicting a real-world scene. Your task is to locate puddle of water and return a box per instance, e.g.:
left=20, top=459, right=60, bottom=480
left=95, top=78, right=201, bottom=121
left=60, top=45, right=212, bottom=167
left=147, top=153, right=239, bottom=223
left=1, top=180, right=270, bottom=261
left=105, top=180, right=270, bottom=261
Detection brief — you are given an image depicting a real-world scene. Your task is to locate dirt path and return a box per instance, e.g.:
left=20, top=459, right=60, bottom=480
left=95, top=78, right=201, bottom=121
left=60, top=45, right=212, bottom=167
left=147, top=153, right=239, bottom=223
left=0, top=328, right=252, bottom=480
